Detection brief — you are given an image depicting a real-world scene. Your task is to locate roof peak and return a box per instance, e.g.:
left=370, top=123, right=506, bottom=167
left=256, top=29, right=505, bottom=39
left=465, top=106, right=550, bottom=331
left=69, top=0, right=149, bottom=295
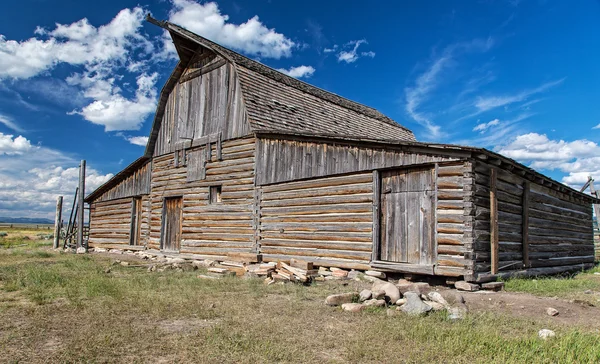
left=147, top=15, right=413, bottom=134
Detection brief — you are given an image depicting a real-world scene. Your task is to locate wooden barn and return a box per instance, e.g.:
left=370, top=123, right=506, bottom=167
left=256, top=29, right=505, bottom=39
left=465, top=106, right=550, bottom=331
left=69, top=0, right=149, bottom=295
left=85, top=18, right=598, bottom=282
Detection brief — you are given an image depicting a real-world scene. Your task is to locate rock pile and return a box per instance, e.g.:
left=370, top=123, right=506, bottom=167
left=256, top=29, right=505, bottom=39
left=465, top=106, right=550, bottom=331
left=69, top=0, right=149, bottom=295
left=326, top=278, right=469, bottom=319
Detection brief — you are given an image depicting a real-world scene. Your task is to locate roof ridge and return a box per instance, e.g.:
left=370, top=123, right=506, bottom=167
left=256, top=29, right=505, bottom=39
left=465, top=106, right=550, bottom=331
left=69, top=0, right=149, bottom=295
left=161, top=20, right=412, bottom=134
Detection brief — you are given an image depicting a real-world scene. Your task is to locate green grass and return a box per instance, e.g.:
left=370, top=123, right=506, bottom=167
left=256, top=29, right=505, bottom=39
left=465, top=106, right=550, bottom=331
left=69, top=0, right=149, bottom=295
left=1, top=238, right=600, bottom=363
left=503, top=265, right=600, bottom=305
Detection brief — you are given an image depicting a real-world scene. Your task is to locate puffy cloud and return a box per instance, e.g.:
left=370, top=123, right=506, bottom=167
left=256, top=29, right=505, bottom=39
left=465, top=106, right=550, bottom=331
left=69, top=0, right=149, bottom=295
left=167, top=0, right=294, bottom=59
left=0, top=133, right=33, bottom=155
left=276, top=65, right=315, bottom=78
left=593, top=123, right=600, bottom=130
left=498, top=133, right=600, bottom=187
left=127, top=136, right=149, bottom=146
left=0, top=137, right=112, bottom=218
left=69, top=73, right=158, bottom=131
left=473, top=118, right=500, bottom=133
left=0, top=7, right=151, bottom=80
left=0, top=7, right=158, bottom=131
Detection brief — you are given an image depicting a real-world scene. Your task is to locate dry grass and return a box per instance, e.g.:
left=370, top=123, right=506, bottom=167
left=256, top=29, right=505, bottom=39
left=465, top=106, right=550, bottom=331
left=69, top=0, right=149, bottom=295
left=1, top=238, right=600, bottom=363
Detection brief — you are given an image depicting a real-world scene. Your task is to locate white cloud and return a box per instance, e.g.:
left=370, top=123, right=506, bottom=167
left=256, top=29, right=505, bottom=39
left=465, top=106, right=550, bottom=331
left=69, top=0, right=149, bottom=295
left=167, top=0, right=294, bottom=59
left=498, top=132, right=600, bottom=187
left=473, top=118, right=500, bottom=133
left=404, top=38, right=494, bottom=140
left=323, top=45, right=338, bottom=53
left=593, top=123, right=600, bottom=130
left=276, top=65, right=315, bottom=78
left=475, top=79, right=564, bottom=112
left=0, top=7, right=159, bottom=132
left=69, top=72, right=158, bottom=131
left=0, top=7, right=151, bottom=80
left=337, top=40, right=375, bottom=63
left=127, top=135, right=149, bottom=146
left=460, top=113, right=534, bottom=147
left=0, top=134, right=112, bottom=218
left=0, top=133, right=33, bottom=155
left=0, top=114, right=24, bottom=132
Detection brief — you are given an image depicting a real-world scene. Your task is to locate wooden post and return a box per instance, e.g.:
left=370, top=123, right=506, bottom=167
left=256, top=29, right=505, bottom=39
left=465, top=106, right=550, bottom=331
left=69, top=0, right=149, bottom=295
left=372, top=170, right=381, bottom=262
left=522, top=181, right=530, bottom=268
left=53, top=196, right=63, bottom=249
left=490, top=168, right=499, bottom=274
left=589, top=179, right=600, bottom=220
left=77, top=160, right=86, bottom=250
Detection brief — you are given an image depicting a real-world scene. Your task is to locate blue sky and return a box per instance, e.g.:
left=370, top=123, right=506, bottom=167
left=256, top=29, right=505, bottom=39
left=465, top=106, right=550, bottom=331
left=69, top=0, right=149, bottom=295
left=1, top=0, right=600, bottom=218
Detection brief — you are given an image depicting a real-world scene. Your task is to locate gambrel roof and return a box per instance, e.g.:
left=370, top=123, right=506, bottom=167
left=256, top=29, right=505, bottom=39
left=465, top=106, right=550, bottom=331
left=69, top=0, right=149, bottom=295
left=143, top=16, right=415, bottom=157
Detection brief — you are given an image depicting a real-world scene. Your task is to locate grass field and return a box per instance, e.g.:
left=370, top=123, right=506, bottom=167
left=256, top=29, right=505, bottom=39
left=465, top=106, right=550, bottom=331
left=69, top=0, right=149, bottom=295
left=1, top=230, right=600, bottom=363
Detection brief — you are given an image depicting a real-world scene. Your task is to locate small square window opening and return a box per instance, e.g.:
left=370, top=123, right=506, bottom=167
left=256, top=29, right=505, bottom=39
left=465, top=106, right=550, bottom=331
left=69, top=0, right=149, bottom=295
left=209, top=186, right=222, bottom=204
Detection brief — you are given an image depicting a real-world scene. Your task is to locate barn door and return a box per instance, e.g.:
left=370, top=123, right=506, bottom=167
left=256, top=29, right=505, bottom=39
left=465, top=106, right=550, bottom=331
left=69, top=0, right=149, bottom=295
left=129, top=197, right=142, bottom=246
left=161, top=197, right=183, bottom=252
left=379, top=167, right=435, bottom=265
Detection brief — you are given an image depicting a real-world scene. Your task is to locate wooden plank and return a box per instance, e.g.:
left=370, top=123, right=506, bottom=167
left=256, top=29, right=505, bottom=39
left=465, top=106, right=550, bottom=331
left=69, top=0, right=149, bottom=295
left=490, top=168, right=499, bottom=274
left=372, top=170, right=381, bottom=261
left=522, top=181, right=530, bottom=267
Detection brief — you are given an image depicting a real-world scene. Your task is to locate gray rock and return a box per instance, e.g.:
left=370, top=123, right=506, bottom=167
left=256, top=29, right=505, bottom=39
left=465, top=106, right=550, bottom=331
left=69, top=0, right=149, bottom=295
left=372, top=280, right=401, bottom=303
left=546, top=307, right=559, bottom=316
left=363, top=299, right=386, bottom=307
left=397, top=282, right=431, bottom=295
left=538, top=329, right=556, bottom=339
left=147, top=265, right=156, bottom=272
left=481, top=282, right=504, bottom=291
left=76, top=247, right=86, bottom=254
left=167, top=257, right=186, bottom=264
left=584, top=289, right=593, bottom=294
left=447, top=303, right=468, bottom=320
left=94, top=248, right=107, bottom=253
left=427, top=292, right=449, bottom=307
left=395, top=298, right=407, bottom=306
left=359, top=289, right=372, bottom=302
left=454, top=281, right=480, bottom=292
left=399, top=292, right=432, bottom=316
left=440, top=290, right=465, bottom=305
left=372, top=290, right=386, bottom=300
left=120, top=261, right=129, bottom=266
left=428, top=301, right=446, bottom=311
left=341, top=303, right=365, bottom=312
left=325, top=292, right=358, bottom=306
left=347, top=270, right=360, bottom=279
left=365, top=270, right=386, bottom=279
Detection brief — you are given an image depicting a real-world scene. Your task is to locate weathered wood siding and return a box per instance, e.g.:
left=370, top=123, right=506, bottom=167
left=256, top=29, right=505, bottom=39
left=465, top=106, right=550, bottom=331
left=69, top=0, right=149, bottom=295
left=95, top=162, right=151, bottom=202
left=255, top=138, right=462, bottom=186
left=259, top=172, right=374, bottom=270
left=472, top=161, right=595, bottom=277
left=88, top=196, right=151, bottom=248
left=153, top=60, right=250, bottom=157
left=148, top=137, right=256, bottom=258
left=435, top=162, right=474, bottom=277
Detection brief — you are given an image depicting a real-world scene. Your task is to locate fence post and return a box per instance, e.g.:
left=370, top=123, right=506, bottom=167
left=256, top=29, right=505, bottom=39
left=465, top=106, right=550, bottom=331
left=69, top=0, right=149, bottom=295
left=76, top=160, right=86, bottom=251
left=53, top=196, right=63, bottom=249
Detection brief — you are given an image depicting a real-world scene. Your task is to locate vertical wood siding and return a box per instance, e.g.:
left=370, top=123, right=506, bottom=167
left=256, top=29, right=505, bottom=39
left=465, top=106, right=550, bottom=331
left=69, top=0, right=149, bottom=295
left=259, top=172, right=374, bottom=270
left=435, top=162, right=473, bottom=277
left=153, top=61, right=250, bottom=157
left=255, top=138, right=462, bottom=186
left=148, top=137, right=256, bottom=258
left=472, top=161, right=594, bottom=276
left=95, top=162, right=151, bottom=202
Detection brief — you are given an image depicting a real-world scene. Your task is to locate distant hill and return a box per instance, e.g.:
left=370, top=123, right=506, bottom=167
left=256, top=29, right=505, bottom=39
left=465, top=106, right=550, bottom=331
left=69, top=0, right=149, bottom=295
left=0, top=217, right=54, bottom=224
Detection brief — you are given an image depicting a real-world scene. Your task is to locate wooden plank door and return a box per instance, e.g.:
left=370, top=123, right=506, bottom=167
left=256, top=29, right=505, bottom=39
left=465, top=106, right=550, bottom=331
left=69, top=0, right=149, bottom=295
left=380, top=167, right=435, bottom=265
left=161, top=197, right=183, bottom=252
left=129, top=197, right=142, bottom=246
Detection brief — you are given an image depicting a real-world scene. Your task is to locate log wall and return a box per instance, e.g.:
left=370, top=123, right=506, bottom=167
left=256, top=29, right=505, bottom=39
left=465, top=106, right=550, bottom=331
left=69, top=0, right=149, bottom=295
left=88, top=196, right=151, bottom=249
left=259, top=172, right=374, bottom=270
left=153, top=61, right=250, bottom=157
left=255, top=137, right=462, bottom=186
left=472, top=160, right=595, bottom=279
left=148, top=136, right=256, bottom=259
